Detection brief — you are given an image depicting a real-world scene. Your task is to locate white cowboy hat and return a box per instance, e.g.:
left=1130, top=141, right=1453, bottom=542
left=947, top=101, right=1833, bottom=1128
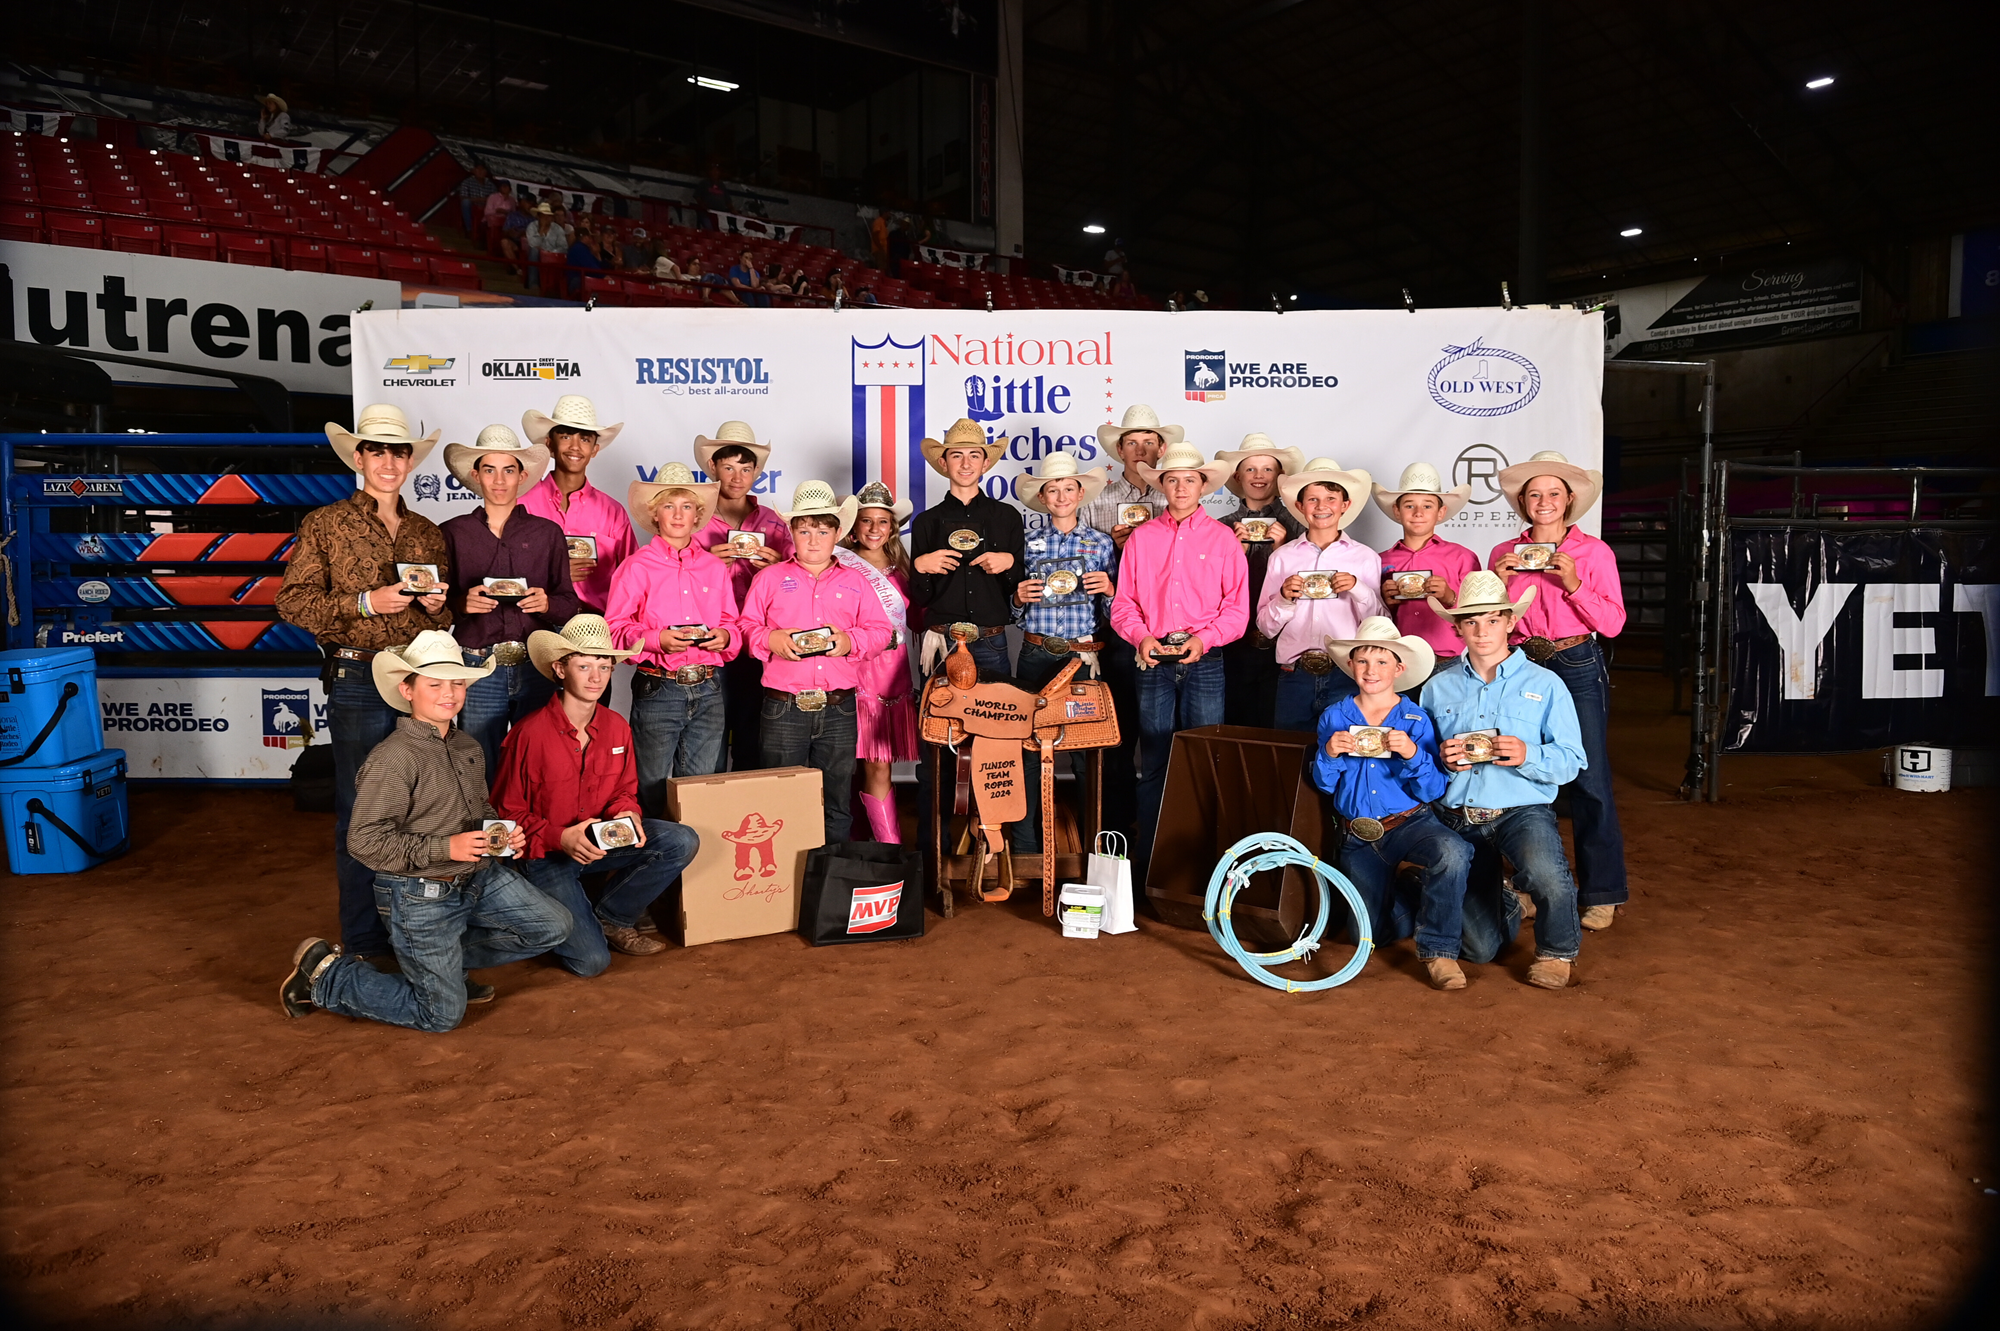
left=1278, top=458, right=1374, bottom=530
left=442, top=424, right=551, bottom=497
left=919, top=418, right=1005, bottom=476
left=1095, top=403, right=1185, bottom=452
left=627, top=461, right=720, bottom=537
left=848, top=478, right=913, bottom=525
left=258, top=93, right=288, bottom=112
left=780, top=479, right=859, bottom=540
left=528, top=614, right=639, bottom=681
left=522, top=395, right=624, bottom=449
left=1372, top=460, right=1472, bottom=522
left=1326, top=616, right=1437, bottom=692
left=1430, top=569, right=1536, bottom=621
left=1212, top=433, right=1307, bottom=498
left=693, top=420, right=770, bottom=475
left=1497, top=450, right=1603, bottom=523
left=325, top=403, right=440, bottom=473
left=371, top=630, right=495, bottom=712
left=1013, top=451, right=1109, bottom=513
left=1131, top=440, right=1232, bottom=498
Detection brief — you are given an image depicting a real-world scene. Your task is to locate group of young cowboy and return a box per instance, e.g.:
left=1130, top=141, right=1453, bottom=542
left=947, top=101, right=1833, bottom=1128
left=275, top=392, right=1627, bottom=1031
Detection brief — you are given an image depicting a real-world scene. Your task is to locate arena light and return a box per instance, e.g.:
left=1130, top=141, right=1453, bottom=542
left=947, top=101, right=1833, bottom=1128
left=688, top=76, right=740, bottom=92
left=1805, top=75, right=1835, bottom=90
left=1620, top=226, right=1644, bottom=237
left=1082, top=223, right=1106, bottom=235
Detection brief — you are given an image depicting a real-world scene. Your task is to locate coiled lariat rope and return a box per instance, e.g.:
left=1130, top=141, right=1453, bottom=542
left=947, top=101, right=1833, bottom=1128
left=1204, top=833, right=1372, bottom=992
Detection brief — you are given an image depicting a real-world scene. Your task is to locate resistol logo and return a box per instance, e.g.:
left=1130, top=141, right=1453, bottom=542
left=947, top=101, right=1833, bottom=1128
left=484, top=357, right=583, bottom=381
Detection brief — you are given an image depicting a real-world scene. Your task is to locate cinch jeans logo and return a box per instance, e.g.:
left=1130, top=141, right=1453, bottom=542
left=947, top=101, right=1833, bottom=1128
left=847, top=881, right=904, bottom=933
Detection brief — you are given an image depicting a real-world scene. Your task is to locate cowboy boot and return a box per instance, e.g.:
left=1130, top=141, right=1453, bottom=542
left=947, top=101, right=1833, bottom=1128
left=858, top=792, right=902, bottom=844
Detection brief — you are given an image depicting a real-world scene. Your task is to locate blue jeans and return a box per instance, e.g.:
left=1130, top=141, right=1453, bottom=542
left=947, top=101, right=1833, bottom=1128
left=1273, top=664, right=1358, bottom=732
left=1446, top=803, right=1582, bottom=963
left=631, top=672, right=726, bottom=815
left=722, top=654, right=765, bottom=773
left=312, top=860, right=574, bottom=1032
left=1336, top=808, right=1474, bottom=959
left=328, top=662, right=401, bottom=956
left=916, top=633, right=1013, bottom=875
left=761, top=689, right=860, bottom=842
left=1007, top=640, right=1090, bottom=853
left=520, top=818, right=699, bottom=977
left=1097, top=637, right=1141, bottom=836
left=459, top=655, right=556, bottom=779
left=1134, top=653, right=1225, bottom=867
left=1543, top=640, right=1627, bottom=907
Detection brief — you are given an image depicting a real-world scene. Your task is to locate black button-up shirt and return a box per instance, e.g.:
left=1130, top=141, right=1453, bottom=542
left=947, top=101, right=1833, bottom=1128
left=907, top=489, right=1026, bottom=630
left=440, top=506, right=579, bottom=649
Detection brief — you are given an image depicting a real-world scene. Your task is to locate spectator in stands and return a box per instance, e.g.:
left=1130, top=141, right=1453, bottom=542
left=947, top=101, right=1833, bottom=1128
left=481, top=181, right=515, bottom=252
left=458, top=163, right=496, bottom=240
left=856, top=285, right=880, bottom=306
left=567, top=227, right=605, bottom=298
left=620, top=227, right=650, bottom=271
left=887, top=215, right=914, bottom=277
left=698, top=164, right=732, bottom=229
left=689, top=259, right=739, bottom=306
left=764, top=266, right=794, bottom=297
left=500, top=193, right=533, bottom=268
left=525, top=204, right=568, bottom=297
left=728, top=249, right=768, bottom=307
left=868, top=210, right=890, bottom=270
left=257, top=93, right=293, bottom=141
left=653, top=248, right=682, bottom=283
left=1104, top=239, right=1128, bottom=278
left=1110, top=270, right=1136, bottom=300
left=825, top=270, right=850, bottom=304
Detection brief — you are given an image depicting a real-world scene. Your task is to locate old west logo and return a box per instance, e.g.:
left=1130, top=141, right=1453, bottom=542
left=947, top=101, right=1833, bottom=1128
left=846, top=881, right=904, bottom=934
left=1428, top=338, right=1542, bottom=417
left=484, top=358, right=583, bottom=381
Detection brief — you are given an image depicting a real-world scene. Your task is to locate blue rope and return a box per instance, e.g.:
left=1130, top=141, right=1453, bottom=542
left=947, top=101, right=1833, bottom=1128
left=1204, top=833, right=1372, bottom=992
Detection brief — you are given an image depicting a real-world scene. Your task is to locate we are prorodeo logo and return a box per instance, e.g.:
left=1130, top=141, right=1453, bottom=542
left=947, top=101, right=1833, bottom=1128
left=1428, top=338, right=1541, bottom=417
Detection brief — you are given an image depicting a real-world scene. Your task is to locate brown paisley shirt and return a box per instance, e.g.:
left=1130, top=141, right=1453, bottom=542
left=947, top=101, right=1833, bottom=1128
left=276, top=489, right=453, bottom=649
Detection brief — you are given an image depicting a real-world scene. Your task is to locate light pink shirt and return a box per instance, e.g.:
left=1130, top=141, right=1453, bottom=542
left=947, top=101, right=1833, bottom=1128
left=1109, top=507, right=1250, bottom=650
left=1378, top=535, right=1480, bottom=658
left=1488, top=526, right=1627, bottom=641
left=741, top=558, right=893, bottom=693
left=1255, top=531, right=1387, bottom=664
left=696, top=497, right=796, bottom=607
left=605, top=537, right=742, bottom=670
left=518, top=475, right=639, bottom=614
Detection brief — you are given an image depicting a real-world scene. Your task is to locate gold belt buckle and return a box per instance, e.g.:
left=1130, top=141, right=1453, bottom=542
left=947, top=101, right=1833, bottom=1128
left=1347, top=816, right=1385, bottom=842
left=674, top=665, right=708, bottom=685
left=795, top=689, right=828, bottom=712
left=1040, top=635, right=1071, bottom=657
left=491, top=641, right=528, bottom=667
left=1297, top=648, right=1334, bottom=675
left=1523, top=636, right=1557, bottom=663
left=947, top=622, right=979, bottom=641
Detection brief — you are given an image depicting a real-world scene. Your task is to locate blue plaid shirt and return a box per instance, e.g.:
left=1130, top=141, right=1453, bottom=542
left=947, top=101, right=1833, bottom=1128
left=1017, top=519, right=1117, bottom=642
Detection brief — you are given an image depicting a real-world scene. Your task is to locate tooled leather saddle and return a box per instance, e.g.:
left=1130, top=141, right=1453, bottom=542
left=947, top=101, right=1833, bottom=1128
left=920, top=639, right=1121, bottom=913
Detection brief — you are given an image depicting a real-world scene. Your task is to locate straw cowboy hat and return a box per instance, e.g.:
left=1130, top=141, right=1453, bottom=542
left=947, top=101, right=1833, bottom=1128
left=920, top=418, right=1004, bottom=476
left=442, top=424, right=550, bottom=497
left=1096, top=403, right=1184, bottom=452
left=1498, top=449, right=1603, bottom=523
left=325, top=403, right=440, bottom=472
left=1429, top=569, right=1536, bottom=621
left=693, top=420, right=770, bottom=475
left=1326, top=615, right=1436, bottom=692
left=1131, top=440, right=1232, bottom=498
left=258, top=93, right=288, bottom=112
left=1372, top=460, right=1471, bottom=522
left=1278, top=457, right=1374, bottom=530
left=1013, top=451, right=1108, bottom=513
left=528, top=614, right=639, bottom=681
left=780, top=479, right=859, bottom=540
left=1213, top=433, right=1306, bottom=497
left=371, top=630, right=495, bottom=712
left=849, top=478, right=913, bottom=525
left=522, top=394, right=623, bottom=449
left=627, top=461, right=720, bottom=536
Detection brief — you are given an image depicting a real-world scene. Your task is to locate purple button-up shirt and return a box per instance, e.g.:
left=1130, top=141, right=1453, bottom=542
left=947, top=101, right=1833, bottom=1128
left=696, top=497, right=795, bottom=607
left=1487, top=526, right=1627, bottom=641
left=1378, top=535, right=1480, bottom=658
left=438, top=507, right=580, bottom=650
left=1109, top=507, right=1249, bottom=650
left=741, top=558, right=893, bottom=693
left=518, top=475, right=639, bottom=615
left=605, top=537, right=743, bottom=670
left=1255, top=531, right=1387, bottom=664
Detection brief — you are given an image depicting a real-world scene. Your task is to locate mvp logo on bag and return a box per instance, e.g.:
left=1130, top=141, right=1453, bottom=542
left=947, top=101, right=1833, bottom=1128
left=847, top=880, right=904, bottom=934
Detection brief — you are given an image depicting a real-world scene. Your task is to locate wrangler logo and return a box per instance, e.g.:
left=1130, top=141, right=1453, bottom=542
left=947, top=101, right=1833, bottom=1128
left=847, top=881, right=903, bottom=933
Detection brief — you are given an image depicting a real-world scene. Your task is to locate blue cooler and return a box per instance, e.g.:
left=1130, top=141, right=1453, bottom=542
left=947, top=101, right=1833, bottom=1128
left=1, top=748, right=129, bottom=875
left=0, top=647, right=103, bottom=769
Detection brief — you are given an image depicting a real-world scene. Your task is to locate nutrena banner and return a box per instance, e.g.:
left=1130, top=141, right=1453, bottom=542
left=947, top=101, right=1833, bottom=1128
left=348, top=306, right=1605, bottom=550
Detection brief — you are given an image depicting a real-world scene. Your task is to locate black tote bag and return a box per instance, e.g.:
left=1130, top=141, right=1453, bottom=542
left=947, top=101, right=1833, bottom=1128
left=798, top=841, right=926, bottom=945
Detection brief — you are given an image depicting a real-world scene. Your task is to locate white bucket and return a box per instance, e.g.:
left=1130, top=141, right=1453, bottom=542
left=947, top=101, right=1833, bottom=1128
left=1892, top=745, right=1952, bottom=793
left=1059, top=883, right=1104, bottom=938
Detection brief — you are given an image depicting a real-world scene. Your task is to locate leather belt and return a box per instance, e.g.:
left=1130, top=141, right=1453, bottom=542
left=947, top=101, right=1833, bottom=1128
left=1444, top=805, right=1507, bottom=826
left=329, top=646, right=378, bottom=663
left=943, top=622, right=1007, bottom=640
left=1283, top=648, right=1336, bottom=675
left=1522, top=632, right=1591, bottom=663
left=638, top=663, right=716, bottom=685
left=1346, top=804, right=1424, bottom=843
left=468, top=641, right=528, bottom=667
left=1024, top=632, right=1102, bottom=656
left=765, top=686, right=855, bottom=713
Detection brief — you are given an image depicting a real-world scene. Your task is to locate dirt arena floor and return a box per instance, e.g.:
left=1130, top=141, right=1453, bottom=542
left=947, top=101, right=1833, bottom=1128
left=2, top=668, right=1993, bottom=1329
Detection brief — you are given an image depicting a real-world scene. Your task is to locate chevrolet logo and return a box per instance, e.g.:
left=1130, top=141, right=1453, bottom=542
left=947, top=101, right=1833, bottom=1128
left=385, top=354, right=455, bottom=373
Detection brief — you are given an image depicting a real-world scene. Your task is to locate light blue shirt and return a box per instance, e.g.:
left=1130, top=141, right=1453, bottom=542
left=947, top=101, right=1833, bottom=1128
left=1418, top=649, right=1585, bottom=809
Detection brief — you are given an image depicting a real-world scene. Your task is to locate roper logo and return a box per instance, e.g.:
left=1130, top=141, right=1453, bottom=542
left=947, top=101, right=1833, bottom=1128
left=1184, top=349, right=1226, bottom=402
left=384, top=354, right=454, bottom=374
left=1428, top=338, right=1541, bottom=417
left=1452, top=444, right=1510, bottom=505
left=847, top=880, right=904, bottom=933
left=261, top=687, right=313, bottom=750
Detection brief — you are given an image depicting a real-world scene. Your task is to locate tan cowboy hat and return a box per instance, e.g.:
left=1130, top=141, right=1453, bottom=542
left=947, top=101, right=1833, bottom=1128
left=523, top=395, right=623, bottom=449
left=848, top=478, right=913, bottom=525
left=1213, top=433, right=1306, bottom=498
left=528, top=614, right=640, bottom=681
left=326, top=403, right=440, bottom=473
left=371, top=630, right=495, bottom=712
left=920, top=418, right=1004, bottom=476
left=1278, top=457, right=1374, bottom=530
left=1372, top=460, right=1472, bottom=522
left=1326, top=615, right=1436, bottom=692
left=1095, top=403, right=1184, bottom=451
left=535, top=202, right=554, bottom=216
left=780, top=479, right=859, bottom=540
left=1013, top=451, right=1109, bottom=513
left=693, top=420, right=770, bottom=474
left=627, top=461, right=720, bottom=536
left=1498, top=450, right=1603, bottom=523
left=442, top=424, right=550, bottom=497
left=258, top=93, right=288, bottom=112
left=1131, top=440, right=1232, bottom=498
left=1430, top=569, right=1536, bottom=621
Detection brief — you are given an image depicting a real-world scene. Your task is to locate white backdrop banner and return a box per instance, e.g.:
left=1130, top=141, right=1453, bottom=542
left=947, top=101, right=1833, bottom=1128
left=100, top=674, right=327, bottom=782
left=349, top=307, right=1604, bottom=548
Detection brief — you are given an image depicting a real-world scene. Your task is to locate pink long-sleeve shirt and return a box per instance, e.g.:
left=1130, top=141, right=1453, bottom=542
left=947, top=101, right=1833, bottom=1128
left=1377, top=535, right=1481, bottom=658
left=604, top=536, right=743, bottom=670
left=1109, top=507, right=1250, bottom=651
left=1254, top=531, right=1387, bottom=664
left=1488, top=526, right=1627, bottom=641
left=518, top=475, right=639, bottom=615
left=741, top=557, right=893, bottom=693
left=696, top=497, right=796, bottom=607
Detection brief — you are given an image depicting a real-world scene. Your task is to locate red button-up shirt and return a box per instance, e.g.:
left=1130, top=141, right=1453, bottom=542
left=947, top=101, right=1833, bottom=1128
left=489, top=694, right=642, bottom=860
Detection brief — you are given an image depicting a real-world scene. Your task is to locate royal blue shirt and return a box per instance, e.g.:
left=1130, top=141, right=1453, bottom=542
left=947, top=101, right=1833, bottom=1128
left=1418, top=649, right=1586, bottom=809
left=1308, top=693, right=1448, bottom=820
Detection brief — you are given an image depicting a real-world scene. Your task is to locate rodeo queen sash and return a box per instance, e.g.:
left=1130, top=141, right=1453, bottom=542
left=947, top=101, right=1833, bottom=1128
left=833, top=547, right=908, bottom=650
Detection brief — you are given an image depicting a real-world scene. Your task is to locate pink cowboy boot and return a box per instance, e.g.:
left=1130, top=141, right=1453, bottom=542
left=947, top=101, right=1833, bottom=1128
left=858, top=791, right=901, bottom=844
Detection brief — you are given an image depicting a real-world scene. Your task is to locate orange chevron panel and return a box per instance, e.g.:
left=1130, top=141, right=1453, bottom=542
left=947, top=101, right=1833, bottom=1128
left=209, top=532, right=292, bottom=561
left=236, top=577, right=282, bottom=605
left=203, top=622, right=269, bottom=651
left=199, top=475, right=262, bottom=504
left=155, top=576, right=253, bottom=605
left=139, top=532, right=221, bottom=560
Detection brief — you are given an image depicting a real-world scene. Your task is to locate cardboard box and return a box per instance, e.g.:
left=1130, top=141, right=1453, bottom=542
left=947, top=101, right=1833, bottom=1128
left=666, top=766, right=826, bottom=945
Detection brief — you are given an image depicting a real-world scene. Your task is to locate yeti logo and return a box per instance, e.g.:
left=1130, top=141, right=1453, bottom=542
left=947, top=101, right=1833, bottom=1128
left=412, top=473, right=443, bottom=502
left=1184, top=350, right=1226, bottom=402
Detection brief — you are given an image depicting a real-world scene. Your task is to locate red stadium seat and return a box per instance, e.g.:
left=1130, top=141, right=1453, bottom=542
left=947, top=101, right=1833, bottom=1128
left=222, top=233, right=275, bottom=266
left=39, top=186, right=92, bottom=209
left=380, top=250, right=428, bottom=282
left=162, top=225, right=217, bottom=260
left=327, top=244, right=381, bottom=277
left=287, top=240, right=329, bottom=272
left=145, top=200, right=198, bottom=221
left=0, top=205, right=44, bottom=242
left=47, top=212, right=104, bottom=248
left=200, top=206, right=248, bottom=228
left=581, top=274, right=624, bottom=305
left=105, top=217, right=162, bottom=254
left=622, top=280, right=668, bottom=307
left=426, top=256, right=483, bottom=290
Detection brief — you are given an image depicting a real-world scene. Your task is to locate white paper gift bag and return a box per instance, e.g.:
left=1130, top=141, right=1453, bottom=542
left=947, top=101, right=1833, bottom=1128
left=1087, top=831, right=1137, bottom=934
